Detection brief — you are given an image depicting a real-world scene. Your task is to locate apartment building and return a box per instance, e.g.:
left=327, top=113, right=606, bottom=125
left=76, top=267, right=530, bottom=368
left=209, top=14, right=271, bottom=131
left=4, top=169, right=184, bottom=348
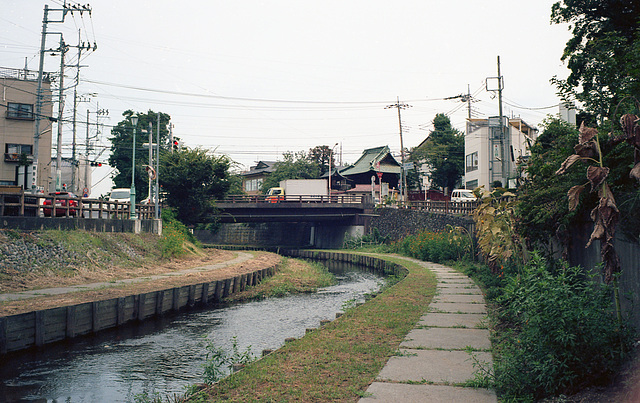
left=0, top=66, right=53, bottom=191
left=464, top=117, right=537, bottom=190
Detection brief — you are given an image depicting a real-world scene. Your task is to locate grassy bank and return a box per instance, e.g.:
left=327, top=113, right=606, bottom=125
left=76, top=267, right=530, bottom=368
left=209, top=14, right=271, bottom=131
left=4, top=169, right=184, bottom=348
left=224, top=258, right=336, bottom=302
left=187, top=254, right=437, bottom=402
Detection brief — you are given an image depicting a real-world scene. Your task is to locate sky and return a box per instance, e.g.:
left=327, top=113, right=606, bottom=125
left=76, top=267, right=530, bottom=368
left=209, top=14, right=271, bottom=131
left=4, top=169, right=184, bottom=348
left=0, top=0, right=572, bottom=196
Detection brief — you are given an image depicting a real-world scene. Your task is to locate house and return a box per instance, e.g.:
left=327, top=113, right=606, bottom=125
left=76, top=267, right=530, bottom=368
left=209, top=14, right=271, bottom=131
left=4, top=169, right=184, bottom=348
left=338, top=145, right=401, bottom=199
left=0, top=66, right=53, bottom=191
left=241, top=161, right=278, bottom=195
left=464, top=117, right=537, bottom=190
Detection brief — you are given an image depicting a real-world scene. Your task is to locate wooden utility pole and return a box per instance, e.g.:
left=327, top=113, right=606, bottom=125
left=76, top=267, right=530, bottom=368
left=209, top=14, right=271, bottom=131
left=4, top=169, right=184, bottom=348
left=385, top=97, right=411, bottom=203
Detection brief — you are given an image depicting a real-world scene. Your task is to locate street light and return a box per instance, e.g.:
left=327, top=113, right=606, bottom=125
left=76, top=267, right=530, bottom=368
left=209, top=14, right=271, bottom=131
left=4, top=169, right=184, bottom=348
left=328, top=143, right=338, bottom=202
left=130, top=115, right=138, bottom=220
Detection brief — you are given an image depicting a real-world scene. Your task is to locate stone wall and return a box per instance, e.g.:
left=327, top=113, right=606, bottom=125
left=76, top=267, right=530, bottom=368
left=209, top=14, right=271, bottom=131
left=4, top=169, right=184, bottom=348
left=195, top=222, right=314, bottom=248
left=368, top=208, right=474, bottom=241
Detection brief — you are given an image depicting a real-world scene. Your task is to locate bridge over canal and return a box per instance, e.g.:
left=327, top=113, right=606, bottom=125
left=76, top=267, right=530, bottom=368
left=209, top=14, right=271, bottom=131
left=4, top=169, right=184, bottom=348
left=213, top=195, right=373, bottom=224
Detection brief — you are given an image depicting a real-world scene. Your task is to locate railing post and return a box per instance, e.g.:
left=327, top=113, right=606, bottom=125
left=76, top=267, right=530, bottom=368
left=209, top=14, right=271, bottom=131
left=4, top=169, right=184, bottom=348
left=19, top=190, right=24, bottom=216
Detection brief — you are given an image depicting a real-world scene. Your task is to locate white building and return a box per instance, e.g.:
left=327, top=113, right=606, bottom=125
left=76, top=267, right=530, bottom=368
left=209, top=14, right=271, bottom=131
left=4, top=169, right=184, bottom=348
left=464, top=117, right=537, bottom=190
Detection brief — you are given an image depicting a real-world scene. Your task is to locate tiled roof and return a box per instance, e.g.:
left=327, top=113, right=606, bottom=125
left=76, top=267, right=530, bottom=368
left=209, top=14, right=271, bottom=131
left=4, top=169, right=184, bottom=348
left=339, top=146, right=401, bottom=176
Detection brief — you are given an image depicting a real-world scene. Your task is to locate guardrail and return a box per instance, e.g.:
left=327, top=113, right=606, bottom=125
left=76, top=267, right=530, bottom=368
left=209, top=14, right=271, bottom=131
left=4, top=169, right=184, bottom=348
left=0, top=191, right=157, bottom=220
left=220, top=194, right=368, bottom=204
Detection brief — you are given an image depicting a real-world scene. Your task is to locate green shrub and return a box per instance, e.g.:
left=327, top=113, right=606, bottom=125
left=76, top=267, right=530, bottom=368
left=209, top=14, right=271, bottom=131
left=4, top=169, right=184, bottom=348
left=392, top=229, right=471, bottom=263
left=342, top=228, right=390, bottom=250
left=158, top=208, right=200, bottom=259
left=493, top=253, right=634, bottom=400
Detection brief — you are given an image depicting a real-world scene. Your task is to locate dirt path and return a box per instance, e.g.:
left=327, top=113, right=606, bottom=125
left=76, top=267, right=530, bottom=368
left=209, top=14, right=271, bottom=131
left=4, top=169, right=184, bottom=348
left=0, top=250, right=282, bottom=317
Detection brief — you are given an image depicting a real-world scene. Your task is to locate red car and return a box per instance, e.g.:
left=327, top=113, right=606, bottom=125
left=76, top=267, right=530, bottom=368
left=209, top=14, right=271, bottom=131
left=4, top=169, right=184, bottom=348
left=43, top=192, right=79, bottom=217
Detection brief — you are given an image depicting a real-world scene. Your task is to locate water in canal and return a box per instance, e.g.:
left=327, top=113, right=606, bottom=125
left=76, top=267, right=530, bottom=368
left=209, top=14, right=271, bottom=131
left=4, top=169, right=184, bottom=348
left=0, top=260, right=383, bottom=402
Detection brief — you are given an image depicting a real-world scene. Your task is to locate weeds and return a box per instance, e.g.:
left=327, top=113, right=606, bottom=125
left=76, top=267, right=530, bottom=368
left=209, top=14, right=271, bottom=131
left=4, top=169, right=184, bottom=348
left=391, top=229, right=472, bottom=264
left=203, top=336, right=255, bottom=384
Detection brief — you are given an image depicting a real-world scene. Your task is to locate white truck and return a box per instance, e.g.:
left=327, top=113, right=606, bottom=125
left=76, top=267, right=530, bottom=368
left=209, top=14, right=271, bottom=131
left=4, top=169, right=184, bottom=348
left=266, top=179, right=328, bottom=202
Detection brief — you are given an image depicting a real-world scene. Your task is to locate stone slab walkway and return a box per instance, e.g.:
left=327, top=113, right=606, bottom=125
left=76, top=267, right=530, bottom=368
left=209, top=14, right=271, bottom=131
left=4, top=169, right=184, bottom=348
left=360, top=260, right=497, bottom=403
left=0, top=251, right=253, bottom=302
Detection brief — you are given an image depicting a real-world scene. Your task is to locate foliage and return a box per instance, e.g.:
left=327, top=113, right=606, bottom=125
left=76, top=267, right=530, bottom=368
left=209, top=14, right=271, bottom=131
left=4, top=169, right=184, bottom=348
left=308, top=145, right=336, bottom=174
left=410, top=113, right=464, bottom=191
left=392, top=228, right=472, bottom=263
left=260, top=150, right=322, bottom=192
left=108, top=110, right=172, bottom=190
left=158, top=208, right=200, bottom=259
left=551, top=0, right=640, bottom=120
left=515, top=117, right=584, bottom=256
left=472, top=186, right=526, bottom=273
left=342, top=228, right=391, bottom=249
left=159, top=147, right=232, bottom=226
left=203, top=336, right=255, bottom=384
left=492, top=253, right=633, bottom=401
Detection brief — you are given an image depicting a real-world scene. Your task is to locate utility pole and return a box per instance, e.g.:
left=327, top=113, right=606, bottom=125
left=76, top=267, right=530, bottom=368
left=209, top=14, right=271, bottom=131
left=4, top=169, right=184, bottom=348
left=84, top=106, right=107, bottom=194
left=71, top=29, right=96, bottom=193
left=34, top=2, right=93, bottom=192
left=466, top=84, right=472, bottom=119
left=148, top=121, right=153, bottom=201
left=55, top=37, right=68, bottom=191
left=385, top=97, right=411, bottom=203
left=497, top=56, right=505, bottom=186
left=485, top=56, right=506, bottom=188
left=385, top=97, right=411, bottom=204
left=155, top=114, right=160, bottom=219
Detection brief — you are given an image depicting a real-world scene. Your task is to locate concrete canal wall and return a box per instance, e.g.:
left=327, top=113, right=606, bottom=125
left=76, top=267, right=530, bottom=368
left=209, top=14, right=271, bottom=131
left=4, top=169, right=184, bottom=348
left=0, top=265, right=277, bottom=354
left=0, top=251, right=405, bottom=355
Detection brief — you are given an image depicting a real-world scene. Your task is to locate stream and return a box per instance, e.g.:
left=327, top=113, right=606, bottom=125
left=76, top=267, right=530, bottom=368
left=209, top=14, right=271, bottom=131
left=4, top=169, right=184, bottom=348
left=0, top=260, right=383, bottom=402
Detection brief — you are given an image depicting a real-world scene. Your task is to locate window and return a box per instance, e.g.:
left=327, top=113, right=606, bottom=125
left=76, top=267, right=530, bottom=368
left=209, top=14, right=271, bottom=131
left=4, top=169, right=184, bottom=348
left=244, top=178, right=263, bottom=192
left=4, top=144, right=33, bottom=162
left=466, top=152, right=478, bottom=172
left=6, top=103, right=34, bottom=120
left=466, top=179, right=478, bottom=189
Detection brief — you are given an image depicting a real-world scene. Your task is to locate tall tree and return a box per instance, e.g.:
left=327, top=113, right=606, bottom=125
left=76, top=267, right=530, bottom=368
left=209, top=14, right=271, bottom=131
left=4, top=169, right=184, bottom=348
left=411, top=113, right=464, bottom=192
left=159, top=147, right=232, bottom=225
left=108, top=110, right=171, bottom=191
left=551, top=0, right=640, bottom=120
left=260, top=151, right=321, bottom=193
left=308, top=145, right=336, bottom=174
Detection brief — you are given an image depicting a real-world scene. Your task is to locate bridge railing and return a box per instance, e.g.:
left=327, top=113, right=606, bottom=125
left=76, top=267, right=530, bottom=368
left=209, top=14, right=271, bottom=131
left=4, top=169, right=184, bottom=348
left=220, top=194, right=367, bottom=204
left=0, top=191, right=157, bottom=219
left=406, top=200, right=479, bottom=215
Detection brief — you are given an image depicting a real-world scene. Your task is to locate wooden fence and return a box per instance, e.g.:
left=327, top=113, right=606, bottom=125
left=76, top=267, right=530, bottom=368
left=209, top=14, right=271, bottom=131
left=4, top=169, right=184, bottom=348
left=0, top=191, right=156, bottom=220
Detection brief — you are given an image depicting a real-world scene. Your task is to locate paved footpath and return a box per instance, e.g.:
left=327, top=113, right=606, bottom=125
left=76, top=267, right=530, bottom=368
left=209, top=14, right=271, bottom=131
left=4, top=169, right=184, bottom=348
left=0, top=251, right=253, bottom=302
left=360, top=259, right=497, bottom=403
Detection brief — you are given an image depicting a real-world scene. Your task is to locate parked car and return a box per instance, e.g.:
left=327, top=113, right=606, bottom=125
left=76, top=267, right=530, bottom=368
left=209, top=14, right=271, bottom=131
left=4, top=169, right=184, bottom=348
left=43, top=191, right=79, bottom=217
left=108, top=188, right=131, bottom=203
left=450, top=189, right=477, bottom=203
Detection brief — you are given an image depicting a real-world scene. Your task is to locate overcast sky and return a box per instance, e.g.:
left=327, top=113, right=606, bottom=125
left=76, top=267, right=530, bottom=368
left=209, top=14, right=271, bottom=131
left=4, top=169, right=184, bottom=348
left=1, top=0, right=572, bottom=195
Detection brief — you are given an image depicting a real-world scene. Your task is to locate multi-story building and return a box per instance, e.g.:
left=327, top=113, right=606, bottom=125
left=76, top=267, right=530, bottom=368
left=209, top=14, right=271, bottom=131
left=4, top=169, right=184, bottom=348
left=464, top=117, right=537, bottom=190
left=0, top=66, right=53, bottom=191
left=241, top=161, right=278, bottom=195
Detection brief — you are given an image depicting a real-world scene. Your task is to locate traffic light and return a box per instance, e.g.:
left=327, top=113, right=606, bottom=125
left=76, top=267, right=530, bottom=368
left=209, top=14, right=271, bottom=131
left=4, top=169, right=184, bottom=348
left=90, top=161, right=102, bottom=167
left=172, top=140, right=179, bottom=150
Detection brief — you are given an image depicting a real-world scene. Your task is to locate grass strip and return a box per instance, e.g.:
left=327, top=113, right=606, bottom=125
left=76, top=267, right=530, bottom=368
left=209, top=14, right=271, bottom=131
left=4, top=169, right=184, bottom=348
left=224, top=257, right=336, bottom=302
left=190, top=254, right=437, bottom=402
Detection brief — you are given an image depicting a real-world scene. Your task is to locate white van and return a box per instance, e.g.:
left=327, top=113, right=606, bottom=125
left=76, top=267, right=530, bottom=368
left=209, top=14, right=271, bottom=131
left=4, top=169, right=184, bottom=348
left=450, top=189, right=476, bottom=203
left=108, top=188, right=131, bottom=203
